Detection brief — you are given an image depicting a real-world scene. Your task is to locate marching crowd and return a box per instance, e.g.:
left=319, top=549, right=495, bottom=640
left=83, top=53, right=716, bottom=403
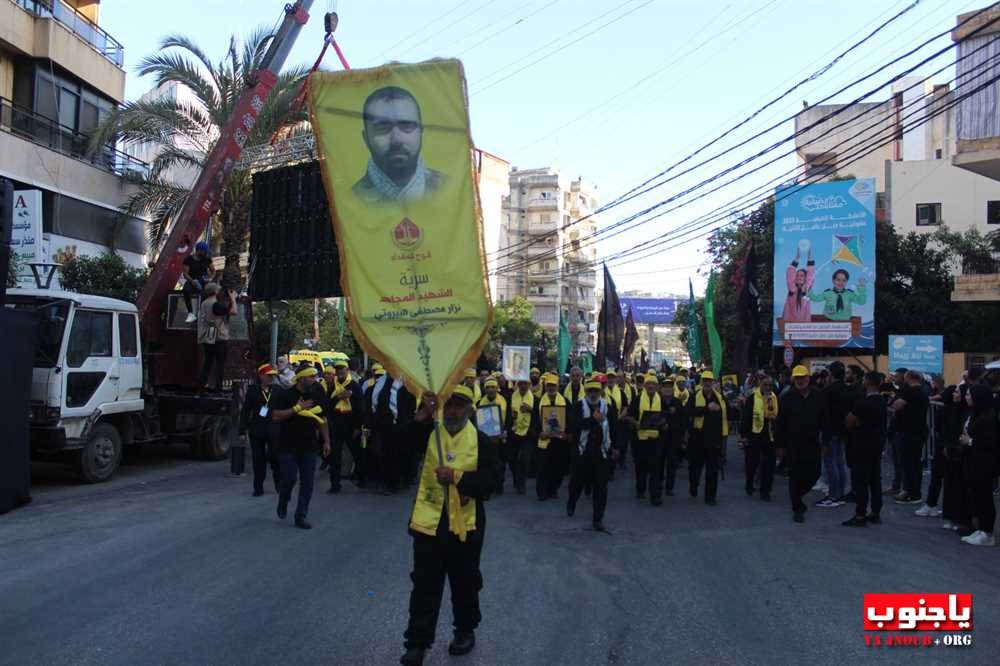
left=237, top=356, right=999, bottom=540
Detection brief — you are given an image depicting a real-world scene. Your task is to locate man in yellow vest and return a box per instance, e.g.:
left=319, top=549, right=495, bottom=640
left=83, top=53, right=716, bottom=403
left=530, top=367, right=543, bottom=399
left=463, top=368, right=482, bottom=403
left=400, top=386, right=501, bottom=666
left=563, top=366, right=585, bottom=404
left=476, top=379, right=508, bottom=496
left=506, top=379, right=537, bottom=495
left=567, top=380, right=621, bottom=531
left=624, top=373, right=664, bottom=503
left=686, top=371, right=728, bottom=506
left=657, top=377, right=689, bottom=499
left=738, top=373, right=779, bottom=502
left=606, top=371, right=632, bottom=472
left=534, top=373, right=570, bottom=501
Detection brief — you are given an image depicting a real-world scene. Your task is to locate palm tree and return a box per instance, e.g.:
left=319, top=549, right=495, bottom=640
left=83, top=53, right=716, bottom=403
left=89, top=28, right=307, bottom=283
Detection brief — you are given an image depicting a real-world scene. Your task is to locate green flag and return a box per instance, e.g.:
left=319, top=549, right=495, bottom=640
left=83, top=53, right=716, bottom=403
left=337, top=297, right=346, bottom=342
left=705, top=272, right=723, bottom=378
left=581, top=352, right=593, bottom=375
left=557, top=312, right=571, bottom=376
left=687, top=278, right=702, bottom=364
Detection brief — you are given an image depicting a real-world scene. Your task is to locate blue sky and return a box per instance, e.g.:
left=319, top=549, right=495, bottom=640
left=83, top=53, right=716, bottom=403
left=100, top=0, right=983, bottom=294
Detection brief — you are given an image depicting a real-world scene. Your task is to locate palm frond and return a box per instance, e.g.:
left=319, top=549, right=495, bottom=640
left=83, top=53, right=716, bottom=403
left=158, top=34, right=225, bottom=95
left=119, top=177, right=190, bottom=251
left=136, top=51, right=221, bottom=115
left=87, top=99, right=212, bottom=157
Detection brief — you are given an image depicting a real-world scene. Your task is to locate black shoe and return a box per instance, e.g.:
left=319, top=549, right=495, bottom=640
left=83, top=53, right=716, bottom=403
left=760, top=494, right=771, bottom=502
left=252, top=489, right=263, bottom=497
left=277, top=502, right=287, bottom=520
left=400, top=647, right=425, bottom=666
left=706, top=499, right=718, bottom=506
left=651, top=498, right=662, bottom=507
left=294, top=518, right=312, bottom=530
left=537, top=495, right=548, bottom=502
left=567, top=503, right=576, bottom=517
left=866, top=513, right=881, bottom=525
left=448, top=631, right=476, bottom=656
left=689, top=487, right=697, bottom=498
left=745, top=487, right=754, bottom=496
left=593, top=521, right=606, bottom=531
left=319, top=460, right=329, bottom=471
left=327, top=485, right=341, bottom=494
left=842, top=516, right=868, bottom=527
left=793, top=512, right=805, bottom=523
left=840, top=492, right=856, bottom=503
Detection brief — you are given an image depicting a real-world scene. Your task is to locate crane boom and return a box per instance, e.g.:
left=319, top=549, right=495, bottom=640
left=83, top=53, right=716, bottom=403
left=137, top=0, right=315, bottom=343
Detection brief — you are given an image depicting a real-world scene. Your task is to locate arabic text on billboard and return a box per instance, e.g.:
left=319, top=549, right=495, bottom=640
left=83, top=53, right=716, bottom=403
left=772, top=178, right=876, bottom=349
left=889, top=335, right=943, bottom=375
left=619, top=298, right=679, bottom=325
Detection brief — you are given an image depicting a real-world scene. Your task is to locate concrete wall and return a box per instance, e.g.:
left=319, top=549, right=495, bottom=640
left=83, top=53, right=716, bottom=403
left=795, top=102, right=896, bottom=191
left=476, top=150, right=510, bottom=301
left=0, top=51, right=13, bottom=99
left=0, top=1, right=125, bottom=103
left=887, top=157, right=1000, bottom=238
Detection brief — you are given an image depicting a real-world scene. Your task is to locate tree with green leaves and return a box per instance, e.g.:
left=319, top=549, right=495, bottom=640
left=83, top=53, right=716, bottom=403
left=89, top=29, right=307, bottom=284
left=481, top=296, right=543, bottom=370
left=59, top=253, right=148, bottom=302
left=252, top=299, right=360, bottom=362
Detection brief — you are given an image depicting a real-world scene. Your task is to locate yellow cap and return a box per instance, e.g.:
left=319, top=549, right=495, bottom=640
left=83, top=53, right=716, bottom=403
left=700, top=371, right=715, bottom=380
left=607, top=371, right=617, bottom=377
left=450, top=385, right=475, bottom=403
left=484, top=378, right=499, bottom=389
left=464, top=368, right=477, bottom=379
left=373, top=367, right=386, bottom=376
left=334, top=359, right=349, bottom=369
left=643, top=373, right=659, bottom=385
left=543, top=373, right=559, bottom=386
left=530, top=367, right=540, bottom=375
left=294, top=367, right=318, bottom=381
left=792, top=365, right=810, bottom=378
left=372, top=363, right=384, bottom=372
left=584, top=380, right=602, bottom=391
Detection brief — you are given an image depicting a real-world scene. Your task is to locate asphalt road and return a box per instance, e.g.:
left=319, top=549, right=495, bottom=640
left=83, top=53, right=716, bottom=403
left=2, top=443, right=997, bottom=665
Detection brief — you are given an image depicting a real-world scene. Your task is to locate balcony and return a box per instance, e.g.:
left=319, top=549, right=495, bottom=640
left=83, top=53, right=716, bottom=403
left=12, top=0, right=124, bottom=67
left=1, top=96, right=149, bottom=178
left=951, top=6, right=1000, bottom=181
left=951, top=251, right=1000, bottom=302
left=526, top=196, right=558, bottom=211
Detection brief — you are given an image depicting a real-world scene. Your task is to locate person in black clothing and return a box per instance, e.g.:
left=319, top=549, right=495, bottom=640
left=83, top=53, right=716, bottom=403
left=818, top=362, right=853, bottom=507
left=739, top=374, right=779, bottom=502
left=890, top=370, right=930, bottom=505
left=399, top=386, right=501, bottom=666
left=366, top=372, right=416, bottom=495
left=623, top=374, right=663, bottom=504
left=181, top=241, right=216, bottom=323
left=271, top=367, right=331, bottom=529
left=686, top=372, right=728, bottom=506
left=940, top=385, right=973, bottom=531
left=959, top=385, right=998, bottom=547
left=239, top=363, right=281, bottom=496
left=326, top=359, right=364, bottom=494
left=842, top=372, right=888, bottom=526
left=657, top=378, right=688, bottom=499
left=777, top=365, right=829, bottom=523
left=566, top=381, right=620, bottom=530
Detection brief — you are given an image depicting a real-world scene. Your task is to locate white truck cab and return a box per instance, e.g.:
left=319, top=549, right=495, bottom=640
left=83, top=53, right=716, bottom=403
left=7, top=288, right=145, bottom=482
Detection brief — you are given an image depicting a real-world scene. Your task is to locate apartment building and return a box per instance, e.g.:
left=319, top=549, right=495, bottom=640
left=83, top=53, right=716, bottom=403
left=498, top=167, right=600, bottom=351
left=1, top=0, right=147, bottom=286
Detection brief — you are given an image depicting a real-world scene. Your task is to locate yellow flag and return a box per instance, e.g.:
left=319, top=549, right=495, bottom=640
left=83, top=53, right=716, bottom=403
left=308, top=59, right=492, bottom=396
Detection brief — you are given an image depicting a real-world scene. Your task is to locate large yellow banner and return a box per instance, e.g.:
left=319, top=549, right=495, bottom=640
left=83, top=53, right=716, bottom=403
left=308, top=59, right=492, bottom=396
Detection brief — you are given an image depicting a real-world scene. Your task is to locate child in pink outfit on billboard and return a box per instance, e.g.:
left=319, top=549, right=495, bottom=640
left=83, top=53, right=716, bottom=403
left=782, top=245, right=815, bottom=323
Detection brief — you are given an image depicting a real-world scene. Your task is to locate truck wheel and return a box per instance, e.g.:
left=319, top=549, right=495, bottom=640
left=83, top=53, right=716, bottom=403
left=198, top=416, right=233, bottom=461
left=77, top=423, right=122, bottom=483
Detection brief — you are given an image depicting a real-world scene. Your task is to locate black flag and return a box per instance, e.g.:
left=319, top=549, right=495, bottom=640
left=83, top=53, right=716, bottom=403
left=595, top=264, right=625, bottom=371
left=731, top=240, right=760, bottom=374
left=622, top=306, right=639, bottom=370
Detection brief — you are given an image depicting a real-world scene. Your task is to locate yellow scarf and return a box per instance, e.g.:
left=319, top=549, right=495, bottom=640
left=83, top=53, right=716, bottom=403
left=624, top=383, right=635, bottom=404
left=675, top=383, right=690, bottom=405
left=692, top=388, right=728, bottom=436
left=510, top=390, right=534, bottom=436
left=751, top=389, right=778, bottom=440
left=330, top=377, right=352, bottom=413
left=563, top=383, right=583, bottom=403
left=410, top=422, right=478, bottom=542
left=638, top=390, right=662, bottom=440
left=606, top=385, right=623, bottom=411
left=294, top=403, right=326, bottom=426
left=537, top=392, right=567, bottom=449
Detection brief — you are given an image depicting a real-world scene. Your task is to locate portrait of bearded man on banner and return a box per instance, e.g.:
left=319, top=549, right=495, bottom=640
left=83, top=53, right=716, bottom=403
left=353, top=85, right=447, bottom=203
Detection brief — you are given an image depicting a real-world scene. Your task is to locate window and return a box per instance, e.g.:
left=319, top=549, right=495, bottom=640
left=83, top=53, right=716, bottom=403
left=577, top=310, right=585, bottom=323
left=66, top=310, right=113, bottom=367
left=542, top=261, right=551, bottom=271
left=988, top=201, right=1000, bottom=225
left=935, top=148, right=943, bottom=159
left=916, top=203, right=941, bottom=226
left=118, top=313, right=138, bottom=357
left=540, top=192, right=553, bottom=200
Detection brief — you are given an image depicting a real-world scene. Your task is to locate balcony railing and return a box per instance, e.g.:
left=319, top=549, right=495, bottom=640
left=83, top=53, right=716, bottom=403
left=12, top=0, right=125, bottom=68
left=1, top=97, right=149, bottom=178
left=961, top=251, right=1000, bottom=275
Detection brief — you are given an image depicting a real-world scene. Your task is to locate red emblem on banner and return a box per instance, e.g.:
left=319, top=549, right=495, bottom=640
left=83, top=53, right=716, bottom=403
left=392, top=217, right=423, bottom=250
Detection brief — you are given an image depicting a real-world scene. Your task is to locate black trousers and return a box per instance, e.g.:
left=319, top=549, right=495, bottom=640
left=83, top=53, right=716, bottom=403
left=249, top=435, right=279, bottom=493
left=744, top=439, right=776, bottom=497
left=900, top=433, right=925, bottom=499
left=404, top=530, right=484, bottom=649
left=547, top=439, right=571, bottom=496
left=327, top=428, right=354, bottom=490
left=497, top=436, right=520, bottom=492
left=942, top=451, right=971, bottom=526
left=926, top=448, right=947, bottom=507
left=849, top=450, right=882, bottom=517
left=510, top=434, right=534, bottom=491
left=568, top=455, right=611, bottom=524
left=615, top=423, right=631, bottom=468
left=663, top=439, right=681, bottom=493
left=371, top=430, right=401, bottom=492
left=970, top=476, right=997, bottom=534
left=181, top=279, right=202, bottom=314
left=688, top=445, right=721, bottom=502
left=633, top=437, right=656, bottom=498
left=789, top=459, right=821, bottom=514
left=535, top=444, right=551, bottom=499
left=198, top=340, right=227, bottom=389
